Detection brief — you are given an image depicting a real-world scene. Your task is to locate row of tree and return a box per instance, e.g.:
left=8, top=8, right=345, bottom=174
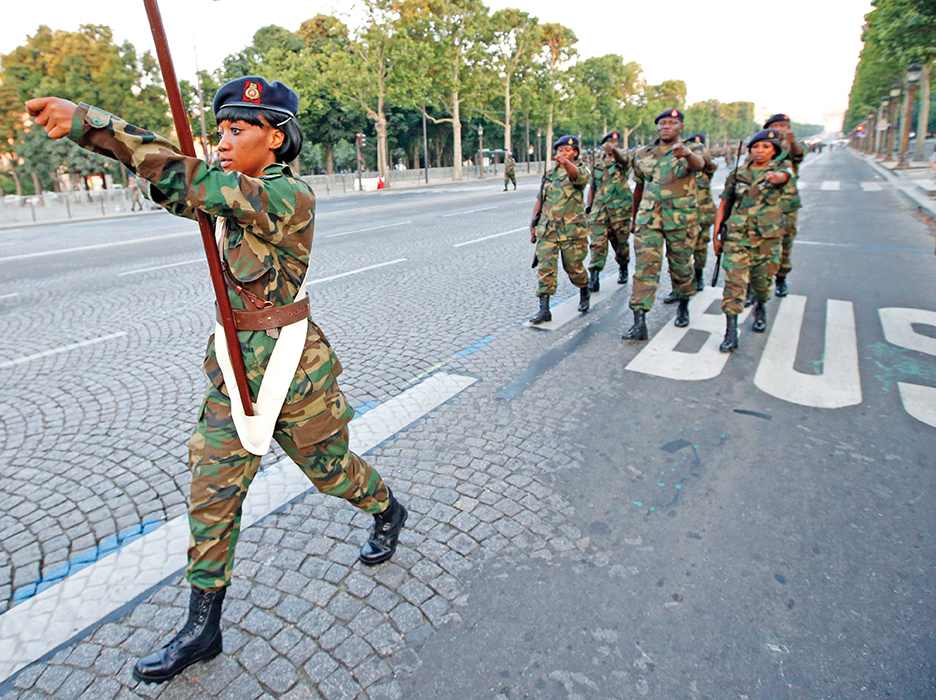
left=845, top=0, right=935, bottom=159
left=1, top=0, right=809, bottom=195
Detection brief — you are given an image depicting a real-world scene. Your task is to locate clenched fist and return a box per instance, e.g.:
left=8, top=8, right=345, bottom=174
left=25, top=97, right=78, bottom=140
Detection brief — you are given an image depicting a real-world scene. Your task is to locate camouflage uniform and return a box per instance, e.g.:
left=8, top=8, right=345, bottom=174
left=588, top=151, right=633, bottom=272
left=692, top=150, right=718, bottom=271
left=629, top=139, right=713, bottom=310
left=504, top=153, right=517, bottom=189
left=775, top=142, right=806, bottom=277
left=68, top=103, right=389, bottom=591
left=534, top=161, right=591, bottom=296
left=719, top=160, right=792, bottom=314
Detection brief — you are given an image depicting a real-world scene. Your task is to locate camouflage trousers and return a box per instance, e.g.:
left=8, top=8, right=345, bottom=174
left=587, top=213, right=630, bottom=271
left=693, top=220, right=715, bottom=271
left=505, top=172, right=516, bottom=188
left=185, top=380, right=388, bottom=590
left=721, top=227, right=782, bottom=315
left=778, top=210, right=799, bottom=277
left=629, top=225, right=696, bottom=311
left=535, top=228, right=589, bottom=296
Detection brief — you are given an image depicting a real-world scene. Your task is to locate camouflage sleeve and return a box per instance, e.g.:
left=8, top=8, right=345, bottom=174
left=68, top=103, right=313, bottom=237
left=632, top=156, right=646, bottom=185
left=720, top=172, right=736, bottom=200
left=703, top=149, right=718, bottom=175
left=572, top=165, right=590, bottom=190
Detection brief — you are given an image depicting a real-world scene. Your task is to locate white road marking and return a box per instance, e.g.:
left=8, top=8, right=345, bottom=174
left=325, top=221, right=412, bottom=238
left=0, top=232, right=193, bottom=263
left=625, top=287, right=752, bottom=380
left=0, top=332, right=128, bottom=370
left=441, top=206, right=498, bottom=218
left=0, top=292, right=19, bottom=300
left=754, top=295, right=862, bottom=408
left=453, top=227, right=525, bottom=248
left=523, top=269, right=624, bottom=331
left=879, top=307, right=936, bottom=428
left=0, top=371, right=477, bottom=682
left=307, top=258, right=407, bottom=285
left=820, top=181, right=841, bottom=191
left=118, top=259, right=203, bottom=276
left=860, top=182, right=883, bottom=192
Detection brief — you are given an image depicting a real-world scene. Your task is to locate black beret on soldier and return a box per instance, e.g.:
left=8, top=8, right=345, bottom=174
left=600, top=130, right=622, bottom=144
left=763, top=113, right=791, bottom=128
left=685, top=133, right=705, bottom=144
left=553, top=134, right=581, bottom=151
left=747, top=129, right=781, bottom=153
left=213, top=76, right=299, bottom=119
left=654, top=108, right=684, bottom=124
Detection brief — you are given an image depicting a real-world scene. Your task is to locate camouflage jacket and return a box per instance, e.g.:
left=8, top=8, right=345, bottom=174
left=721, top=160, right=794, bottom=239
left=69, top=103, right=351, bottom=426
left=589, top=151, right=633, bottom=222
left=632, top=139, right=714, bottom=231
left=505, top=155, right=516, bottom=175
left=536, top=160, right=590, bottom=237
left=776, top=141, right=806, bottom=212
left=694, top=146, right=718, bottom=225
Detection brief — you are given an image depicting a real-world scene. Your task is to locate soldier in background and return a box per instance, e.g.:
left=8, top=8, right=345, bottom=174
left=664, top=132, right=717, bottom=300
left=713, top=128, right=793, bottom=351
left=504, top=151, right=517, bottom=191
left=586, top=130, right=633, bottom=291
left=762, top=113, right=805, bottom=297
left=529, top=135, right=591, bottom=323
left=128, top=175, right=144, bottom=211
left=623, top=109, right=713, bottom=340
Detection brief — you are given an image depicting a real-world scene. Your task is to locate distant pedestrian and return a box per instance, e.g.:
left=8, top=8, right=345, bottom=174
left=504, top=151, right=517, bottom=190
left=128, top=175, right=143, bottom=211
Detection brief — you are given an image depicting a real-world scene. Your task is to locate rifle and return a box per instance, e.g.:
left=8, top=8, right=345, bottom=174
left=143, top=0, right=254, bottom=415
left=531, top=171, right=549, bottom=268
left=712, top=140, right=743, bottom=287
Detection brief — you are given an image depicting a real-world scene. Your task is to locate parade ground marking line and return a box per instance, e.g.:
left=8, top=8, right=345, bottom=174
left=307, top=258, right=407, bottom=285
left=0, top=371, right=477, bottom=683
left=325, top=221, right=413, bottom=238
left=453, top=227, right=526, bottom=248
left=0, top=231, right=194, bottom=263
left=118, top=259, right=204, bottom=276
left=441, top=205, right=499, bottom=218
left=0, top=332, right=128, bottom=370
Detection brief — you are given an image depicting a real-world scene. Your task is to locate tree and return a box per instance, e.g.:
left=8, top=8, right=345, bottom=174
left=531, top=23, right=578, bottom=166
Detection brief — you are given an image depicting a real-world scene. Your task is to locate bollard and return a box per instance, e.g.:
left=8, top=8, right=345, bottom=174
left=30, top=201, right=36, bottom=222
left=65, top=197, right=72, bottom=219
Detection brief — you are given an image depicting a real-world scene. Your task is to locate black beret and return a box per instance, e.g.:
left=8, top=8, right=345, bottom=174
left=763, top=113, right=790, bottom=128
left=213, top=77, right=299, bottom=119
left=600, top=131, right=622, bottom=144
left=747, top=129, right=781, bottom=152
left=685, top=133, right=705, bottom=144
left=654, top=109, right=684, bottom=124
left=553, top=135, right=580, bottom=151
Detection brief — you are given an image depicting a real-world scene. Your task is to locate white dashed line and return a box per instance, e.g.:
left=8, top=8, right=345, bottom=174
left=0, top=332, right=128, bottom=369
left=308, top=258, right=407, bottom=285
left=0, top=232, right=194, bottom=263
left=118, top=259, right=204, bottom=276
left=453, top=228, right=526, bottom=248
left=325, top=221, right=413, bottom=238
left=441, top=206, right=498, bottom=217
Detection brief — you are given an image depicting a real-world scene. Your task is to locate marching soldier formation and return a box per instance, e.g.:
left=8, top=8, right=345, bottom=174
left=529, top=110, right=807, bottom=351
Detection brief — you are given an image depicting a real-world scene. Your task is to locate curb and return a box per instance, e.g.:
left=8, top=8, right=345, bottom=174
left=858, top=150, right=936, bottom=220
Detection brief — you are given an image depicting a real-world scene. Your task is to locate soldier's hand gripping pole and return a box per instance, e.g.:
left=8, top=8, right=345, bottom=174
left=712, top=140, right=743, bottom=287
left=143, top=0, right=254, bottom=416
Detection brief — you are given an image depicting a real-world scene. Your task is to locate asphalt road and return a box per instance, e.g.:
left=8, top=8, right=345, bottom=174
left=1, top=149, right=934, bottom=699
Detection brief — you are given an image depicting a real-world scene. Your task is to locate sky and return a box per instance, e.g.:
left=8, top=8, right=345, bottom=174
left=0, top=0, right=872, bottom=132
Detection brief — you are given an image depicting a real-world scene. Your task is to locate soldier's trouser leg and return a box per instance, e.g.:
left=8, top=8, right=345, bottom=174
left=750, top=234, right=783, bottom=303
left=536, top=235, right=560, bottom=297
left=629, top=226, right=665, bottom=311
left=778, top=211, right=798, bottom=277
left=694, top=223, right=712, bottom=270
left=663, top=227, right=697, bottom=299
left=720, top=232, right=751, bottom=315
left=560, top=237, right=589, bottom=288
left=186, top=383, right=388, bottom=590
left=588, top=214, right=609, bottom=270
left=609, top=218, right=631, bottom=270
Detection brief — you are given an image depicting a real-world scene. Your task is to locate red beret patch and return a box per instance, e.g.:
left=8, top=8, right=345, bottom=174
left=243, top=81, right=262, bottom=104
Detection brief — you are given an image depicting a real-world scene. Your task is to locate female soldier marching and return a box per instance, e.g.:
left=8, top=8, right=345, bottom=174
left=27, top=76, right=407, bottom=684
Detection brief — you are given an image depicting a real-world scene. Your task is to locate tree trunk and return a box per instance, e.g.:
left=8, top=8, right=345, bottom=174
left=10, top=169, right=22, bottom=196
left=546, top=104, right=555, bottom=169
left=325, top=144, right=335, bottom=174
left=31, top=172, right=41, bottom=197
left=375, top=95, right=389, bottom=181
left=504, top=76, right=512, bottom=152
left=914, top=62, right=932, bottom=162
left=452, top=91, right=463, bottom=181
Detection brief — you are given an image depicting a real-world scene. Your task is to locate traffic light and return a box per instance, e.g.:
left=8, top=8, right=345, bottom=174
left=356, top=133, right=366, bottom=148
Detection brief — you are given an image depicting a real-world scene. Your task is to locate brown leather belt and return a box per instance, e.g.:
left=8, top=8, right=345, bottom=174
left=216, top=296, right=310, bottom=331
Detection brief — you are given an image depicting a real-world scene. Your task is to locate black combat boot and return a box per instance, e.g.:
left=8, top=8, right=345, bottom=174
left=360, top=490, right=408, bottom=566
left=694, top=268, right=704, bottom=292
left=618, top=266, right=628, bottom=284
left=133, top=587, right=226, bottom=684
left=674, top=297, right=690, bottom=327
left=719, top=314, right=739, bottom=352
left=752, top=301, right=767, bottom=332
left=662, top=290, right=679, bottom=304
left=775, top=275, right=788, bottom=297
left=588, top=267, right=600, bottom=292
left=530, top=295, right=551, bottom=324
left=578, top=285, right=590, bottom=313
left=744, top=284, right=755, bottom=307
left=622, top=309, right=648, bottom=340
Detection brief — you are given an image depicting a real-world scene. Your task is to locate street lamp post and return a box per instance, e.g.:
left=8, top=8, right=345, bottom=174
left=897, top=62, right=922, bottom=168
left=536, top=128, right=542, bottom=172
left=887, top=83, right=901, bottom=160
left=877, top=97, right=890, bottom=157
left=478, top=124, right=484, bottom=179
